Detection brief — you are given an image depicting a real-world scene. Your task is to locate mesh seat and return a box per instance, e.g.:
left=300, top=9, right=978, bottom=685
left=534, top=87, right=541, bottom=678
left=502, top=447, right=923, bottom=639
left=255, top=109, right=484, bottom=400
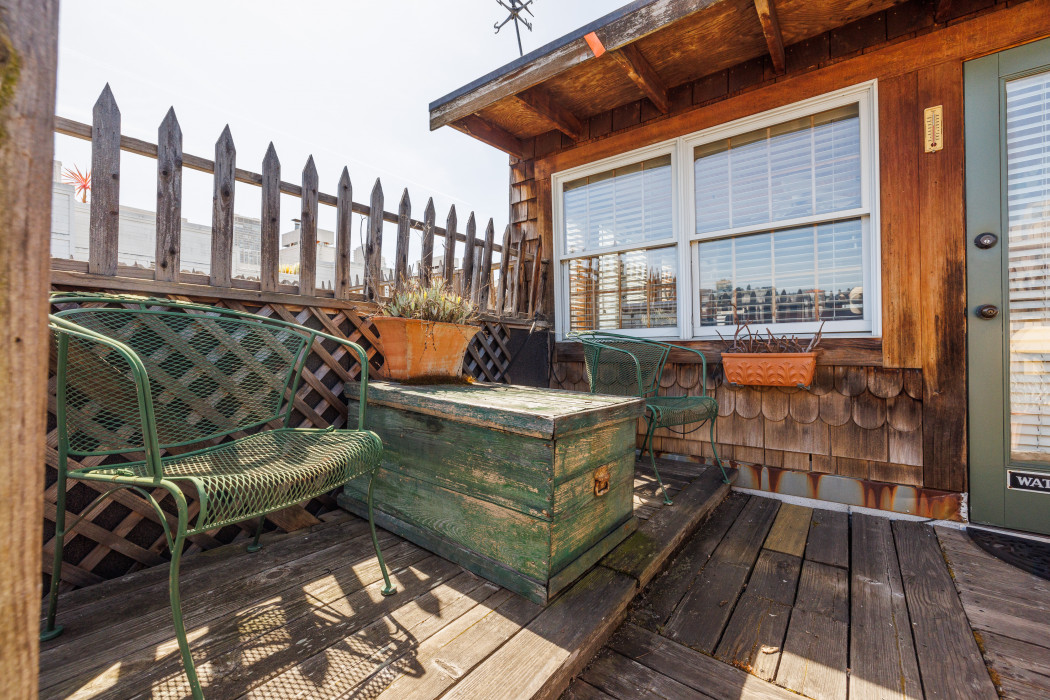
left=571, top=331, right=728, bottom=504
left=94, top=429, right=383, bottom=533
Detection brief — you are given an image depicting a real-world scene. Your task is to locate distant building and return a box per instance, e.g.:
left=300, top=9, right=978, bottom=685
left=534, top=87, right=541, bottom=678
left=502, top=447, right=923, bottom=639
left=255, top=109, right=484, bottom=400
left=50, top=161, right=388, bottom=288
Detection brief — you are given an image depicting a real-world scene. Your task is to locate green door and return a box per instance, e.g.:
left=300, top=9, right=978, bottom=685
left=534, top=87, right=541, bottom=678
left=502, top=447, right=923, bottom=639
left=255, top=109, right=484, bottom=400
left=967, top=38, right=1050, bottom=534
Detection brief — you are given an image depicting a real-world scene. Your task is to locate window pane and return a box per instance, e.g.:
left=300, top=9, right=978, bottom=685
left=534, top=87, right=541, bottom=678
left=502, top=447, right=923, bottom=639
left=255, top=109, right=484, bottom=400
left=694, top=103, right=860, bottom=234
left=567, top=246, right=677, bottom=331
left=562, top=155, right=673, bottom=255
left=697, top=218, right=864, bottom=327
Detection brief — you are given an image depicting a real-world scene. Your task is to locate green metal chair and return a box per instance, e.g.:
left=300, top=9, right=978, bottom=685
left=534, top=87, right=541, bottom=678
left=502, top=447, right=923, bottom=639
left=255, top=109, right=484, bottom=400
left=570, top=331, right=729, bottom=505
left=43, top=292, right=395, bottom=700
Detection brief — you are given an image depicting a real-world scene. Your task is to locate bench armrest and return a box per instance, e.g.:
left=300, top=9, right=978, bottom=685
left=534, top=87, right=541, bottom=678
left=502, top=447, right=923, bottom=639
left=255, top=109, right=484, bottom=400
left=49, top=315, right=164, bottom=481
left=568, top=333, right=645, bottom=399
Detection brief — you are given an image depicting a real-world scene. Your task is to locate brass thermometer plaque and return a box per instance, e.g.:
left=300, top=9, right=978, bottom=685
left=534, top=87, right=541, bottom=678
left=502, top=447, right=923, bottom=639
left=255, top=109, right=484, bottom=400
left=924, top=105, right=944, bottom=153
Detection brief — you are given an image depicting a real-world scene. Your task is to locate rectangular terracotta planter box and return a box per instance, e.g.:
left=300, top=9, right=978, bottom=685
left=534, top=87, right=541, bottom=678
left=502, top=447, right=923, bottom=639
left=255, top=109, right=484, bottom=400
left=722, top=352, right=818, bottom=388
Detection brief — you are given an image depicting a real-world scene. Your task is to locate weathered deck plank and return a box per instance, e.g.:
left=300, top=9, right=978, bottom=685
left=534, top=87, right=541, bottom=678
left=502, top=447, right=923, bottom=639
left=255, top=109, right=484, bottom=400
left=776, top=561, right=849, bottom=700
left=893, top=520, right=998, bottom=699
left=849, top=513, right=923, bottom=700
left=805, top=508, right=849, bottom=569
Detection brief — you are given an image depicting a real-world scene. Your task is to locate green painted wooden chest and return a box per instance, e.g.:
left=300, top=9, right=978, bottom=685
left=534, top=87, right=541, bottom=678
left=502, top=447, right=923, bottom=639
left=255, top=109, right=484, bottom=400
left=339, top=382, right=644, bottom=604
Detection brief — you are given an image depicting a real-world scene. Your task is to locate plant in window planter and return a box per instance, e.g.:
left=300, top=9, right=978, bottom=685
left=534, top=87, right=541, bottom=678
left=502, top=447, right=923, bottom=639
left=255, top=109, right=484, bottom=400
left=719, top=323, right=824, bottom=389
left=371, top=278, right=479, bottom=383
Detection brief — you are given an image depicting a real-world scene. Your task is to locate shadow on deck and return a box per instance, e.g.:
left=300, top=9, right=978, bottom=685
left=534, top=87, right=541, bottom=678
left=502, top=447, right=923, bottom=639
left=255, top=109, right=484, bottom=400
left=38, top=458, right=729, bottom=700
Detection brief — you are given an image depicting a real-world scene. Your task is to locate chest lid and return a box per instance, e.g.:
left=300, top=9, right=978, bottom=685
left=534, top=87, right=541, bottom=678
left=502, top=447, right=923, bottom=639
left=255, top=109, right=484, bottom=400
left=346, top=382, right=643, bottom=439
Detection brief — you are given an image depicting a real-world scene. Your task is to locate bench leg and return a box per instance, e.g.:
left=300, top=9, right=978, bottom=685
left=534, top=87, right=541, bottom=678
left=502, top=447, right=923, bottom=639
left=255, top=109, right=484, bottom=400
left=167, top=496, right=204, bottom=700
left=41, top=465, right=68, bottom=642
left=710, top=417, right=730, bottom=484
left=367, top=470, right=396, bottom=596
left=246, top=516, right=265, bottom=553
left=644, top=417, right=673, bottom=506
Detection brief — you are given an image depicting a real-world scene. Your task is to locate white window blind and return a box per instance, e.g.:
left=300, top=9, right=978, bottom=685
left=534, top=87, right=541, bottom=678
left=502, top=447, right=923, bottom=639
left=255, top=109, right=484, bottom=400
left=1006, top=70, right=1050, bottom=464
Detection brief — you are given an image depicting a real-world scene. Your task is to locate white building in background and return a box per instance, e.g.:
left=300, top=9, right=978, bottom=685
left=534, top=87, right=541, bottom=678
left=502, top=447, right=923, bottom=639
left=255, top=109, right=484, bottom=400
left=50, top=161, right=387, bottom=289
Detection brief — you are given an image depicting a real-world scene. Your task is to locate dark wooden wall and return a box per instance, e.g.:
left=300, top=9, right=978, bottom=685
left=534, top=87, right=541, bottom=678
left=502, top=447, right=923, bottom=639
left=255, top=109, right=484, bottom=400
left=519, top=0, right=1050, bottom=496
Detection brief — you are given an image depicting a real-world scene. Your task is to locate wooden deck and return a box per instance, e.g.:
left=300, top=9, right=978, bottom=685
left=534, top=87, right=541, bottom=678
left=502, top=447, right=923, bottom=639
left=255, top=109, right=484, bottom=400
left=38, top=458, right=727, bottom=700
left=566, top=493, right=1049, bottom=700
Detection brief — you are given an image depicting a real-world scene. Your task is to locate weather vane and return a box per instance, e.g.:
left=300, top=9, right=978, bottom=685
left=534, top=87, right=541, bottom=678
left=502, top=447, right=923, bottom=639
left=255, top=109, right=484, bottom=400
left=494, top=0, right=534, bottom=57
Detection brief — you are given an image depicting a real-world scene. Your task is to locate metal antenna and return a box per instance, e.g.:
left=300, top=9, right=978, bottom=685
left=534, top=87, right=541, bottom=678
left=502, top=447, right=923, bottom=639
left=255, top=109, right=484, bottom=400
left=494, top=0, right=534, bottom=57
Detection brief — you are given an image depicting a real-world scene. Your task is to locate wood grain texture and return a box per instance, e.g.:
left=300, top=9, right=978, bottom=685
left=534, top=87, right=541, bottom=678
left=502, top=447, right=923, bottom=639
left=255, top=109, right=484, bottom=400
left=209, top=125, right=236, bottom=286
left=444, top=205, right=457, bottom=285
left=776, top=561, right=849, bottom=700
left=754, top=0, right=787, bottom=74
left=88, top=85, right=120, bottom=276
left=462, top=212, right=476, bottom=298
left=611, top=42, right=670, bottom=113
left=478, top=218, right=495, bottom=308
left=334, top=166, right=352, bottom=298
left=0, top=2, right=58, bottom=695
left=260, top=143, right=281, bottom=293
left=763, top=503, right=811, bottom=557
left=154, top=108, right=182, bottom=282
left=421, top=197, right=435, bottom=285
left=893, top=520, right=997, bottom=699
left=395, top=188, right=411, bottom=284
left=515, top=86, right=584, bottom=140
left=366, top=177, right=384, bottom=300
left=298, top=155, right=319, bottom=294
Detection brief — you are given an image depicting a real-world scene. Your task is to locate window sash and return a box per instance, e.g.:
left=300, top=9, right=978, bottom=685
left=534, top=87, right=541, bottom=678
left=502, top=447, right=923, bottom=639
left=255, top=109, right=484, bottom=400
left=552, top=82, right=878, bottom=340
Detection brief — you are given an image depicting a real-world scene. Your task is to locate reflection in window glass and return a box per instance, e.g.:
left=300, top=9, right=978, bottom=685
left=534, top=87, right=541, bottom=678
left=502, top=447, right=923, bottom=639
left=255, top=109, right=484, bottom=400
left=697, top=219, right=863, bottom=327
left=568, top=246, right=677, bottom=331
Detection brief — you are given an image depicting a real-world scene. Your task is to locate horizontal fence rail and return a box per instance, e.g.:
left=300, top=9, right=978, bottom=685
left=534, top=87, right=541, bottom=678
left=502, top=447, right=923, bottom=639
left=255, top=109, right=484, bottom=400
left=52, top=85, right=548, bottom=317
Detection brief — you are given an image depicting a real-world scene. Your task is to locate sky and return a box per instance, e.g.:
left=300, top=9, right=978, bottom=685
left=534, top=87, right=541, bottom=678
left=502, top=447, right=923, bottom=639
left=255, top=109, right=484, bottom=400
left=54, top=0, right=626, bottom=265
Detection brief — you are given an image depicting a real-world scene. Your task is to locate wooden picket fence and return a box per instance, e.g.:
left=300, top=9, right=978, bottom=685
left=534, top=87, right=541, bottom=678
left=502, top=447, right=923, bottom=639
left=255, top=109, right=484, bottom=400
left=43, top=85, right=544, bottom=593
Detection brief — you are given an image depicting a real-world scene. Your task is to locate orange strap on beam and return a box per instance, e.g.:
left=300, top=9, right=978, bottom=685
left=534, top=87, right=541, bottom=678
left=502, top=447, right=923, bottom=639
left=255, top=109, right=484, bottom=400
left=584, top=32, right=606, bottom=58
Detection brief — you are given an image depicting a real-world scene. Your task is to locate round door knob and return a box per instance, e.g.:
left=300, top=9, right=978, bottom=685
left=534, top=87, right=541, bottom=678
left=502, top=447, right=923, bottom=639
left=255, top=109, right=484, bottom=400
left=975, top=233, right=999, bottom=249
left=976, top=304, right=999, bottom=319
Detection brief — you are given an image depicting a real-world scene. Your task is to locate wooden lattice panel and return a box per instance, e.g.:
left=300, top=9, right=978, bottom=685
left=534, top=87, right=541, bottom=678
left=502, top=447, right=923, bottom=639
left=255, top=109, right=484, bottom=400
left=44, top=288, right=516, bottom=592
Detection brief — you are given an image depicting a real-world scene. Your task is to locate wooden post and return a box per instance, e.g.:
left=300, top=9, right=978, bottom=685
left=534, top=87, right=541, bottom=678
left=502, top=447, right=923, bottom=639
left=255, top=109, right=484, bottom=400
left=421, top=197, right=435, bottom=286
left=496, top=225, right=511, bottom=313
left=88, top=85, right=120, bottom=276
left=154, top=108, right=181, bottom=282
left=260, top=143, right=280, bottom=292
left=511, top=234, right=526, bottom=314
left=299, top=155, right=318, bottom=295
left=528, top=240, right=543, bottom=317
left=335, top=167, right=352, bottom=299
left=478, top=218, right=495, bottom=309
left=394, top=188, right=410, bottom=284
left=444, top=205, right=457, bottom=286
left=462, top=212, right=476, bottom=299
left=365, top=178, right=383, bottom=300
left=0, top=2, right=59, bottom=697
left=209, top=125, right=236, bottom=286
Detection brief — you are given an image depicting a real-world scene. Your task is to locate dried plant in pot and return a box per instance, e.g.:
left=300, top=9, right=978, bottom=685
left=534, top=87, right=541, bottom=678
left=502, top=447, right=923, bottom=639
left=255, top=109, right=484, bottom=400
left=372, top=278, right=480, bottom=383
left=718, top=323, right=824, bottom=388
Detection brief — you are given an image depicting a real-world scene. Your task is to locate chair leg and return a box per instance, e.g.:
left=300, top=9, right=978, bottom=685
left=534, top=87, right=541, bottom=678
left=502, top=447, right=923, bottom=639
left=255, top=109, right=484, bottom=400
left=645, top=419, right=673, bottom=506
left=168, top=501, right=204, bottom=700
left=246, top=516, right=265, bottom=553
left=41, top=467, right=68, bottom=642
left=710, top=417, right=730, bottom=484
left=367, top=471, right=396, bottom=596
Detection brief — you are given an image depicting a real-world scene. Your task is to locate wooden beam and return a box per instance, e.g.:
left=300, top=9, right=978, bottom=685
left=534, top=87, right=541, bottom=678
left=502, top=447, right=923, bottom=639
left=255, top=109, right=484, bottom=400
left=513, top=87, right=584, bottom=140
left=934, top=0, right=955, bottom=23
left=611, top=43, right=670, bottom=113
left=429, top=0, right=725, bottom=129
left=754, top=0, right=786, bottom=75
left=452, top=115, right=526, bottom=159
left=0, top=1, right=59, bottom=697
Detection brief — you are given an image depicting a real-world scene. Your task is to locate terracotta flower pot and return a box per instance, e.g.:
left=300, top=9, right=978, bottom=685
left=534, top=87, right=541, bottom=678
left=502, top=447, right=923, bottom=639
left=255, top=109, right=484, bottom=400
left=721, top=352, right=819, bottom=388
left=371, top=316, right=479, bottom=382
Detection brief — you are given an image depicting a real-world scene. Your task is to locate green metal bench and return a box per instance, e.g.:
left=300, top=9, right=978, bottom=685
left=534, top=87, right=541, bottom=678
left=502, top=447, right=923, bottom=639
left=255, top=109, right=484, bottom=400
left=570, top=331, right=729, bottom=505
left=43, top=292, right=395, bottom=700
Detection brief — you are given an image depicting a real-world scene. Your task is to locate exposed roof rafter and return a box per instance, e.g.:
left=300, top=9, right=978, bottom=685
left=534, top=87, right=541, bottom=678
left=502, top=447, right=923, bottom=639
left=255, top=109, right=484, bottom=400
left=754, top=0, right=787, bottom=75
left=513, top=86, right=585, bottom=140
left=934, top=0, right=954, bottom=23
left=611, top=43, right=670, bottom=113
left=452, top=114, right=527, bottom=159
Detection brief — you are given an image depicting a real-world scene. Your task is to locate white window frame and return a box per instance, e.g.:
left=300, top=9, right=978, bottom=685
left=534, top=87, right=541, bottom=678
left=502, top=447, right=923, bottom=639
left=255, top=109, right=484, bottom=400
left=552, top=81, right=881, bottom=341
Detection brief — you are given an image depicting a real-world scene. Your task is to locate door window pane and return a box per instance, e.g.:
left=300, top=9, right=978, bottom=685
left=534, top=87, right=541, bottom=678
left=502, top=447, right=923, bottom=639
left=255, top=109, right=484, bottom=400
left=563, top=155, right=673, bottom=255
left=697, top=219, right=864, bottom=327
left=568, top=246, right=677, bottom=331
left=1006, top=70, right=1050, bottom=464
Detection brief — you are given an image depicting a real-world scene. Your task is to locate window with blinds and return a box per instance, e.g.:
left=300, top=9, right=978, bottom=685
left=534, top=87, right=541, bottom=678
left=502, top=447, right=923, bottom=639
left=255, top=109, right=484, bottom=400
left=561, top=155, right=677, bottom=332
left=1005, top=70, right=1050, bottom=464
left=692, top=102, right=868, bottom=332
left=552, top=83, right=877, bottom=339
